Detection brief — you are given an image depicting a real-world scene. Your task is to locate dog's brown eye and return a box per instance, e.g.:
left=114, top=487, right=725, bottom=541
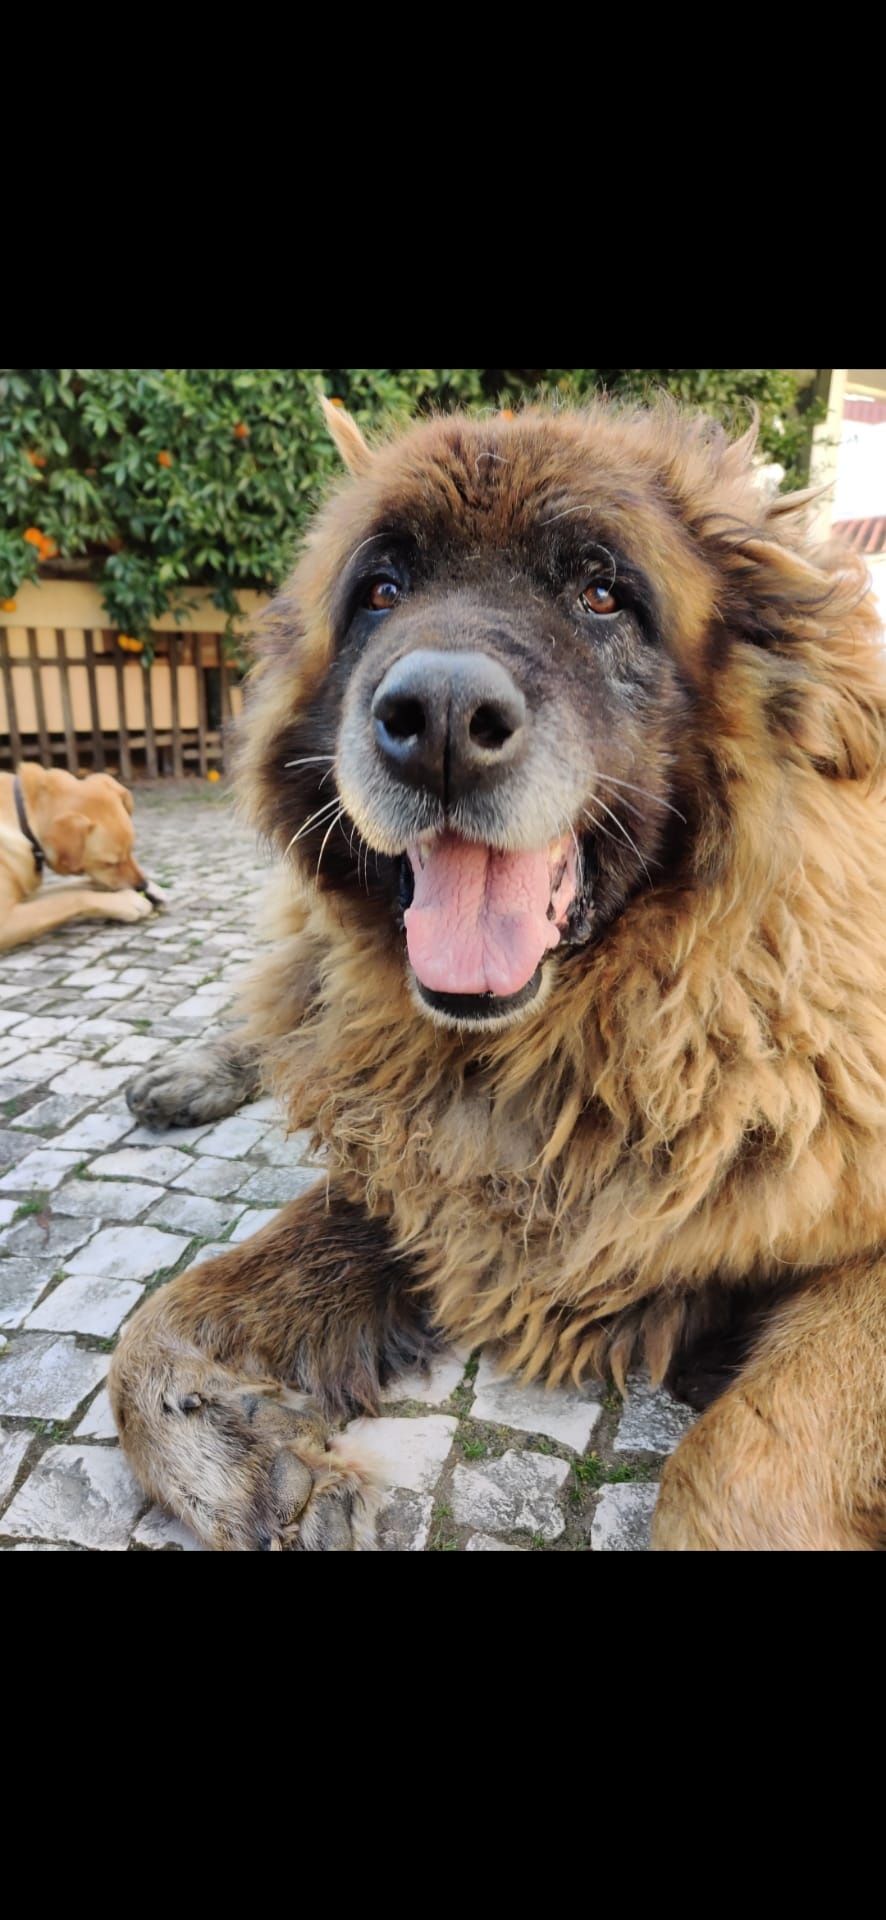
left=579, top=582, right=620, bottom=617
left=365, top=579, right=400, bottom=612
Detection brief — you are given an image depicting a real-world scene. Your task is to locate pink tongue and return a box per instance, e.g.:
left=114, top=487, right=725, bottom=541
left=404, top=832, right=576, bottom=998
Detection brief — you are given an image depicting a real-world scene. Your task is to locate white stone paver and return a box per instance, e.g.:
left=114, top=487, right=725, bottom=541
left=0, top=1127, right=41, bottom=1165
left=591, top=1484, right=659, bottom=1551
left=52, top=1179, right=161, bottom=1221
left=25, top=1273, right=144, bottom=1337
left=254, top=1127, right=314, bottom=1166
left=102, top=1037, right=167, bottom=1064
left=465, top=1533, right=528, bottom=1551
left=10, top=1094, right=93, bottom=1131
left=49, top=1062, right=134, bottom=1099
left=146, top=1192, right=245, bottom=1237
left=186, top=1242, right=230, bottom=1268
left=470, top=1353, right=602, bottom=1451
left=0, top=1149, right=84, bottom=1193
left=341, top=1415, right=458, bottom=1493
left=170, top=1155, right=247, bottom=1198
left=0, top=1261, right=53, bottom=1330
left=64, top=1225, right=189, bottom=1280
left=5, top=1016, right=73, bottom=1042
left=6, top=1048, right=78, bottom=1087
left=74, top=1388, right=119, bottom=1440
left=613, top=1378, right=697, bottom=1457
left=233, top=1165, right=319, bottom=1206
left=124, top=1120, right=212, bottom=1147
left=5, top=1542, right=79, bottom=1551
left=450, top=1451, right=571, bottom=1543
left=377, top=1490, right=434, bottom=1552
left=1, top=1214, right=95, bottom=1264
left=194, top=1114, right=275, bottom=1159
left=0, top=1423, right=32, bottom=1504
left=2, top=1444, right=145, bottom=1549
left=0, top=1334, right=108, bottom=1419
left=228, top=1209, right=279, bottom=1242
left=90, top=1145, right=192, bottom=1184
left=133, top=1506, right=204, bottom=1552
left=51, top=1107, right=137, bottom=1153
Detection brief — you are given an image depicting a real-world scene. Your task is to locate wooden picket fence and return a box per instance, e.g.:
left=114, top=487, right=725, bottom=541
left=0, top=581, right=263, bottom=780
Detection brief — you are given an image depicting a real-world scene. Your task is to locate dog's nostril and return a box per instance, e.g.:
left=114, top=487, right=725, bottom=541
left=469, top=703, right=515, bottom=752
left=379, top=696, right=426, bottom=742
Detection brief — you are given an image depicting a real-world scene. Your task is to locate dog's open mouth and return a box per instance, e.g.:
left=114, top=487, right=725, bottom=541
left=401, top=829, right=580, bottom=1020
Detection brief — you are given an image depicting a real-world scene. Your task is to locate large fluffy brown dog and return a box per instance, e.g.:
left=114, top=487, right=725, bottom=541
left=113, top=397, right=886, bottom=1550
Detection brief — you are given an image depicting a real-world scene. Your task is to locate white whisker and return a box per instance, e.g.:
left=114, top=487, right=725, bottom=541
left=559, top=813, right=583, bottom=875
left=594, top=773, right=687, bottom=824
left=588, top=795, right=655, bottom=885
left=283, top=797, right=342, bottom=858
left=349, top=530, right=393, bottom=563
left=581, top=805, right=622, bottom=853
left=315, top=808, right=345, bottom=884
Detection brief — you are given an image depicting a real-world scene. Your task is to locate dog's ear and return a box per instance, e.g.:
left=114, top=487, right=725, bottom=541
left=49, top=810, right=91, bottom=875
left=724, top=522, right=886, bottom=781
left=95, top=773, right=134, bottom=814
left=319, top=394, right=372, bottom=477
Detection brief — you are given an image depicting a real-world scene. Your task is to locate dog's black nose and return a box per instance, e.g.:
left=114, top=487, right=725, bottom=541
left=372, top=649, right=526, bottom=802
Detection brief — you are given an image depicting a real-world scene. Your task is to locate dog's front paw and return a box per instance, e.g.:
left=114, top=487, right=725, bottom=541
left=107, top=888, right=154, bottom=923
left=126, top=1036, right=259, bottom=1128
left=162, top=1384, right=378, bottom=1551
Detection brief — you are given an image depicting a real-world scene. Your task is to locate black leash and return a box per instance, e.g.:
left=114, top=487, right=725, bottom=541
left=13, top=774, right=46, bottom=876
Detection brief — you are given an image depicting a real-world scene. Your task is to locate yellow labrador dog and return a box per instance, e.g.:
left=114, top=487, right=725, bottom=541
left=0, top=763, right=156, bottom=952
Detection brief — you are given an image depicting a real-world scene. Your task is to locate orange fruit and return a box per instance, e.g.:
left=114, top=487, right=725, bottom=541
left=23, top=527, right=45, bottom=548
left=118, top=634, right=144, bottom=654
left=39, top=536, right=58, bottom=560
left=26, top=450, right=47, bottom=468
left=329, top=397, right=345, bottom=409
left=233, top=422, right=250, bottom=440
left=1, top=599, right=16, bottom=613
left=157, top=450, right=173, bottom=468
left=207, top=768, right=221, bottom=782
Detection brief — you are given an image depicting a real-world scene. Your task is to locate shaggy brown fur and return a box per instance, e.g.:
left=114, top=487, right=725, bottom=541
left=113, top=397, right=886, bottom=1551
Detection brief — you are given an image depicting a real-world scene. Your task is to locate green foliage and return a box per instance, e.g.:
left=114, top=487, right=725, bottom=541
left=0, top=368, right=816, bottom=640
left=12, top=1192, right=49, bottom=1221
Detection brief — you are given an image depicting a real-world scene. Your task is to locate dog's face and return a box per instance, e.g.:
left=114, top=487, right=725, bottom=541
left=43, top=772, right=146, bottom=891
left=330, top=464, right=689, bottom=1029
left=248, top=402, right=879, bottom=1033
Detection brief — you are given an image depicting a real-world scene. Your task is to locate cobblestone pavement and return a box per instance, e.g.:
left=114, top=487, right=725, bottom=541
left=1, top=784, right=695, bottom=1552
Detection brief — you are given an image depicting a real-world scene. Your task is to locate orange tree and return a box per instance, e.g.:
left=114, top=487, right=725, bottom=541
left=0, top=368, right=815, bottom=647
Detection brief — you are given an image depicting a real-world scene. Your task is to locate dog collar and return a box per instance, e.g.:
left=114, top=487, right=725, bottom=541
left=13, top=774, right=46, bottom=876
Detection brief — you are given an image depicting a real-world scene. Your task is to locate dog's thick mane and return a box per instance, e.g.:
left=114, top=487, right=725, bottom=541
left=235, top=400, right=886, bottom=1390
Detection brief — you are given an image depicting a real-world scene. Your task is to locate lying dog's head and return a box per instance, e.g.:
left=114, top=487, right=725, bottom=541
left=244, top=398, right=883, bottom=1032
left=32, top=768, right=147, bottom=891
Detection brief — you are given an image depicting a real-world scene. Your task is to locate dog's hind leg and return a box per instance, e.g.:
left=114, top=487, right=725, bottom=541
left=652, top=1256, right=886, bottom=1551
left=110, top=1184, right=437, bottom=1549
left=125, top=1028, right=262, bottom=1128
